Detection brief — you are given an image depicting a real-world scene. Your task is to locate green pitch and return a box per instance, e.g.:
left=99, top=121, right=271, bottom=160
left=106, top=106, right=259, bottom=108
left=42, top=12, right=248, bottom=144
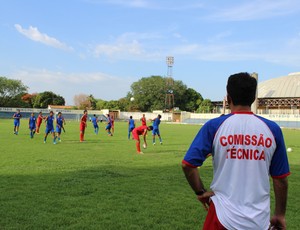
left=0, top=119, right=299, bottom=229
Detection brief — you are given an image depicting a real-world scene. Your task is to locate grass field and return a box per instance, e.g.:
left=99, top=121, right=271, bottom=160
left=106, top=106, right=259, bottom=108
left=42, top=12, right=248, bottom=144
left=0, top=118, right=299, bottom=229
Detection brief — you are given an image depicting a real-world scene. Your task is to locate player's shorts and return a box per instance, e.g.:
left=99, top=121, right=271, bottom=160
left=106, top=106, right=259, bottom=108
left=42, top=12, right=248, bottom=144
left=56, top=126, right=62, bottom=133
left=152, top=128, right=160, bottom=136
left=203, top=201, right=226, bottom=230
left=36, top=120, right=42, bottom=127
left=45, top=127, right=54, bottom=134
left=132, top=129, right=140, bottom=141
left=14, top=121, right=20, bottom=127
left=105, top=124, right=111, bottom=130
left=80, top=124, right=86, bottom=131
left=29, top=125, right=36, bottom=130
left=93, top=124, right=99, bottom=129
left=128, top=127, right=135, bottom=132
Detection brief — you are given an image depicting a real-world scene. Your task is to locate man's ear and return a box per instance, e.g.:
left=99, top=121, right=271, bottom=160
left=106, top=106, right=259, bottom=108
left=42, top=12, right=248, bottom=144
left=227, top=94, right=232, bottom=105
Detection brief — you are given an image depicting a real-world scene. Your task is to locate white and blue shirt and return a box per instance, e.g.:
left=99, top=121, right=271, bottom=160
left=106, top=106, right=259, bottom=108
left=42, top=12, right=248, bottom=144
left=183, top=112, right=290, bottom=230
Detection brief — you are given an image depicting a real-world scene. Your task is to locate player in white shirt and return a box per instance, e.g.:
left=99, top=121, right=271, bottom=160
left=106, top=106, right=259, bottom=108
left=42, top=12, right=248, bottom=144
left=182, top=72, right=290, bottom=230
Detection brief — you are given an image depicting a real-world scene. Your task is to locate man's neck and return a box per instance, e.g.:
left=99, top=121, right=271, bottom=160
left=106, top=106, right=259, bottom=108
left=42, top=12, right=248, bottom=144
left=230, top=105, right=252, bottom=113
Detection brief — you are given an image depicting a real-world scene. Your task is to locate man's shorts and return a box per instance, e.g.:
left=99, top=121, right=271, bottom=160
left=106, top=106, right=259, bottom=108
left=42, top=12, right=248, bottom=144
left=152, top=128, right=160, bottom=136
left=203, top=201, right=226, bottom=230
left=45, top=127, right=54, bottom=134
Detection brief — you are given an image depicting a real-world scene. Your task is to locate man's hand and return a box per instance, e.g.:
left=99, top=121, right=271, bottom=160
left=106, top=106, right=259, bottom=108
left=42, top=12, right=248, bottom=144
left=269, top=215, right=286, bottom=230
left=197, top=191, right=215, bottom=211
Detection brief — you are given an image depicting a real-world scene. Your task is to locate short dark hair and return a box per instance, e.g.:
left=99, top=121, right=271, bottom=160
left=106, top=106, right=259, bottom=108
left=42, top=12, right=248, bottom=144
left=227, top=72, right=257, bottom=106
left=148, top=125, right=153, bottom=130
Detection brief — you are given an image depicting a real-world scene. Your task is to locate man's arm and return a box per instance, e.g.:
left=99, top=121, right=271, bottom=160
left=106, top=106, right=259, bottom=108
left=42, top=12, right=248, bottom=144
left=270, top=177, right=288, bottom=229
left=182, top=163, right=213, bottom=210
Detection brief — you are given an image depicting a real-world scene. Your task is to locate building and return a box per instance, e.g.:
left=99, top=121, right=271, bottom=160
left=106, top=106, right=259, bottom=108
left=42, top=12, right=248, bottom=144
left=212, top=72, right=300, bottom=114
left=257, top=72, right=300, bottom=114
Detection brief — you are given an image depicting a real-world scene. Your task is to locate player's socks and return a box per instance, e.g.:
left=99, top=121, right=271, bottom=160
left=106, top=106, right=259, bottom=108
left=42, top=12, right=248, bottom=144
left=159, top=137, right=162, bottom=144
left=136, top=142, right=141, bottom=153
left=80, top=133, right=84, bottom=142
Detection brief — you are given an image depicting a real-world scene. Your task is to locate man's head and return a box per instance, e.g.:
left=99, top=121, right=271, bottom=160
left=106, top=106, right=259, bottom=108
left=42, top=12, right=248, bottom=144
left=147, top=125, right=153, bottom=131
left=226, top=72, right=257, bottom=107
left=158, top=114, right=161, bottom=119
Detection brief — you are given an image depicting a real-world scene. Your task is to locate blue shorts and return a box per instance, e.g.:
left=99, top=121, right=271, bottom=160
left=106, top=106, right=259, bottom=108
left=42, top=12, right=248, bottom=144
left=152, top=128, right=160, bottom=136
left=56, top=127, right=62, bottom=133
left=14, top=121, right=20, bottom=127
left=128, top=127, right=134, bottom=132
left=45, top=127, right=54, bottom=134
left=29, top=125, right=36, bottom=131
left=93, top=124, right=99, bottom=129
left=105, top=124, right=111, bottom=130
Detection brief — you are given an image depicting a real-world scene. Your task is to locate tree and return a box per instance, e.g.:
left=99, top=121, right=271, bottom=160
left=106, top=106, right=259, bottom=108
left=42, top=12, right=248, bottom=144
left=182, top=88, right=203, bottom=112
left=197, top=99, right=213, bottom=113
left=129, top=76, right=202, bottom=112
left=130, top=76, right=170, bottom=112
left=21, top=93, right=38, bottom=108
left=0, top=76, right=28, bottom=107
left=33, top=91, right=65, bottom=108
left=88, top=94, right=97, bottom=110
left=73, top=94, right=90, bottom=109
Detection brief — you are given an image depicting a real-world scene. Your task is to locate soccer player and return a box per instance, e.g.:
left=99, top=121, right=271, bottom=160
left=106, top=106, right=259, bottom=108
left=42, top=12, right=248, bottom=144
left=44, top=111, right=56, bottom=144
left=151, top=114, right=162, bottom=145
left=111, top=115, right=115, bottom=134
left=36, top=111, right=44, bottom=134
left=28, top=112, right=36, bottom=138
left=132, top=125, right=153, bottom=154
left=128, top=116, right=135, bottom=139
left=55, top=112, right=65, bottom=142
left=91, top=114, right=99, bottom=134
left=182, top=73, right=290, bottom=230
left=105, top=114, right=113, bottom=136
left=12, top=109, right=22, bottom=135
left=80, top=110, right=88, bottom=142
left=140, top=114, right=147, bottom=126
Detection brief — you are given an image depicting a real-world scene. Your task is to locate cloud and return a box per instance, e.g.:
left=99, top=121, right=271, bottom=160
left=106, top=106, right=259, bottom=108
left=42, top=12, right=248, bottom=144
left=207, top=0, right=300, bottom=21
left=86, top=0, right=203, bottom=10
left=15, top=24, right=73, bottom=51
left=92, top=32, right=164, bottom=60
left=11, top=68, right=134, bottom=104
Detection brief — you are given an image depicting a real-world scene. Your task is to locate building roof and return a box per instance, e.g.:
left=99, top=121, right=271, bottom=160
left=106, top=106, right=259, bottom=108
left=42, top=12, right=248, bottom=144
left=258, top=72, right=300, bottom=98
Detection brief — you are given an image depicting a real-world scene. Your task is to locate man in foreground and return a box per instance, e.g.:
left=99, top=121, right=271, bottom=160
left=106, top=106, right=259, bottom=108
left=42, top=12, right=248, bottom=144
left=182, top=72, right=290, bottom=230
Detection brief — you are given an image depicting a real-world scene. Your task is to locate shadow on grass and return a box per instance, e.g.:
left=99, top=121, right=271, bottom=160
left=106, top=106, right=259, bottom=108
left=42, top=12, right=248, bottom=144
left=0, top=165, right=208, bottom=230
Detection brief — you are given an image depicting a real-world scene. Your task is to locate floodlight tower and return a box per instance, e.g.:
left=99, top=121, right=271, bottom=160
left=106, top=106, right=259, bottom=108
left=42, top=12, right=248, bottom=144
left=165, top=56, right=175, bottom=111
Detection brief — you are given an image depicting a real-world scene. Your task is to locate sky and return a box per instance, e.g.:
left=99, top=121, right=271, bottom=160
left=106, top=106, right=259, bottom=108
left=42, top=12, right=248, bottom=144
left=1, top=0, right=300, bottom=105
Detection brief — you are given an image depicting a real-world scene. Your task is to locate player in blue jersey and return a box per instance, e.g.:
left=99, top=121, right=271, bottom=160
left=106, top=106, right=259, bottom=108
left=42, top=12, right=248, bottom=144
left=182, top=73, right=290, bottom=230
left=12, top=109, right=22, bottom=135
left=44, top=111, right=56, bottom=144
left=28, top=112, right=36, bottom=138
left=55, top=112, right=65, bottom=142
left=105, top=114, right=113, bottom=136
left=91, top=114, right=99, bottom=134
left=151, top=114, right=162, bottom=145
left=128, top=116, right=135, bottom=139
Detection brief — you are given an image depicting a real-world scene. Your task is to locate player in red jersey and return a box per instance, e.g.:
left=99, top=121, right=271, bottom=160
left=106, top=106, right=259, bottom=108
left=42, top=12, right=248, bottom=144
left=36, top=111, right=44, bottom=134
left=132, top=125, right=153, bottom=154
left=111, top=115, right=115, bottom=134
left=140, top=114, right=147, bottom=126
left=80, top=110, right=88, bottom=142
